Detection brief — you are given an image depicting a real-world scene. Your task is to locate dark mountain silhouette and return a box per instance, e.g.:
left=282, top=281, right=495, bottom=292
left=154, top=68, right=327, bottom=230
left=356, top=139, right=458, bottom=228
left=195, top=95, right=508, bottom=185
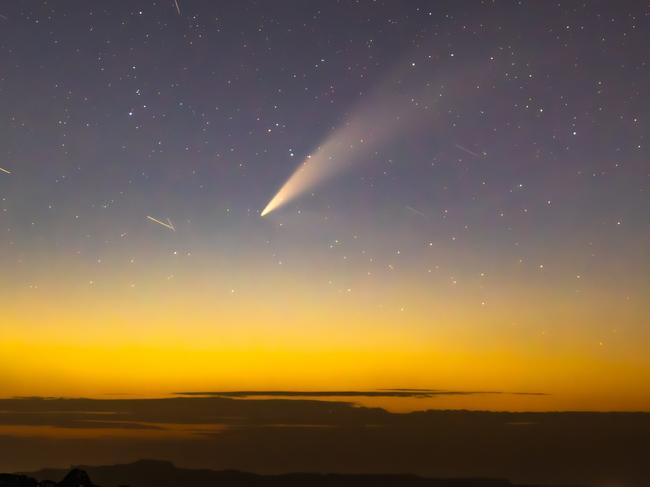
left=0, top=474, right=40, bottom=487
left=8, top=460, right=582, bottom=487
left=56, top=469, right=98, bottom=487
left=1, top=468, right=99, bottom=487
left=1, top=397, right=648, bottom=485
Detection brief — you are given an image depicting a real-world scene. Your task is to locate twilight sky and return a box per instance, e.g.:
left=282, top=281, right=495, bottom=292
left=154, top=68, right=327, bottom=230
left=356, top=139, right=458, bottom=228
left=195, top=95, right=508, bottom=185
left=0, top=0, right=649, bottom=411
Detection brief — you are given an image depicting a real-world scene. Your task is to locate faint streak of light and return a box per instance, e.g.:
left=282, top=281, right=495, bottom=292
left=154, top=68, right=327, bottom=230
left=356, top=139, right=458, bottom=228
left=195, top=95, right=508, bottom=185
left=405, top=205, right=427, bottom=218
left=455, top=144, right=481, bottom=158
left=146, top=215, right=175, bottom=231
left=261, top=102, right=416, bottom=217
left=0, top=167, right=11, bottom=174
left=173, top=0, right=181, bottom=15
left=0, top=14, right=7, bottom=21
left=260, top=58, right=456, bottom=217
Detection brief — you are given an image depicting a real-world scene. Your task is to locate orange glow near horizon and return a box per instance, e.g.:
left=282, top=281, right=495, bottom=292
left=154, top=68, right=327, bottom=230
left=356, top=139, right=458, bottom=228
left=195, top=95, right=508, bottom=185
left=2, top=255, right=649, bottom=413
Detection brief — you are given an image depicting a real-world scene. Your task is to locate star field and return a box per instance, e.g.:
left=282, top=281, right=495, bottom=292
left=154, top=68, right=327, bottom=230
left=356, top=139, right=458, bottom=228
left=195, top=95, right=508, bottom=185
left=0, top=0, right=649, bottom=410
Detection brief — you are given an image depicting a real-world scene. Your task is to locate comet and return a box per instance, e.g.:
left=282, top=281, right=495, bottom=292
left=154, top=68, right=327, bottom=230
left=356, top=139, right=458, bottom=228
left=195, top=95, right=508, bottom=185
left=146, top=215, right=175, bottom=231
left=0, top=167, right=11, bottom=174
left=260, top=114, right=395, bottom=217
left=260, top=75, right=433, bottom=217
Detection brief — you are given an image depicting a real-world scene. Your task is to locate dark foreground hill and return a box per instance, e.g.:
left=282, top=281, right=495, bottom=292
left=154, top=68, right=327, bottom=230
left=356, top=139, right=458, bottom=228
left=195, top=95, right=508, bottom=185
left=2, top=398, right=647, bottom=485
left=1, top=468, right=95, bottom=487
left=5, top=460, right=581, bottom=487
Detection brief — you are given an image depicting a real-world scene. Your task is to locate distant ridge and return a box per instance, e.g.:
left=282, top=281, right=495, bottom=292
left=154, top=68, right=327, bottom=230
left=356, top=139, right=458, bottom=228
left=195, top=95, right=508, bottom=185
left=8, top=459, right=583, bottom=487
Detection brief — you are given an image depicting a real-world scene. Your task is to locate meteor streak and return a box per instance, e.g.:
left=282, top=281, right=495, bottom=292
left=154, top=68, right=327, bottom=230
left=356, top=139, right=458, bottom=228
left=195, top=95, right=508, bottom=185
left=146, top=215, right=176, bottom=231
left=455, top=144, right=481, bottom=158
left=0, top=167, right=11, bottom=174
left=405, top=205, right=427, bottom=218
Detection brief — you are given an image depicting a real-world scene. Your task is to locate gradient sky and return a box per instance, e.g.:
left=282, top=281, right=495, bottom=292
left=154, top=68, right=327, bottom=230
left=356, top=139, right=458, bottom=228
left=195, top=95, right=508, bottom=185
left=1, top=1, right=649, bottom=411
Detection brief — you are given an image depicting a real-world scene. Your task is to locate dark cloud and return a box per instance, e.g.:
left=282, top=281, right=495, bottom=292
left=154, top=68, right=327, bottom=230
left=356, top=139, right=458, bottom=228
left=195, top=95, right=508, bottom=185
left=174, top=389, right=548, bottom=398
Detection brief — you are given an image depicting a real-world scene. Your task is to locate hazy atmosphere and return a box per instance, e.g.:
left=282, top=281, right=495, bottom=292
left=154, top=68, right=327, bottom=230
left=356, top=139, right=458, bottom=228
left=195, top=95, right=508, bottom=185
left=1, top=1, right=649, bottom=486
